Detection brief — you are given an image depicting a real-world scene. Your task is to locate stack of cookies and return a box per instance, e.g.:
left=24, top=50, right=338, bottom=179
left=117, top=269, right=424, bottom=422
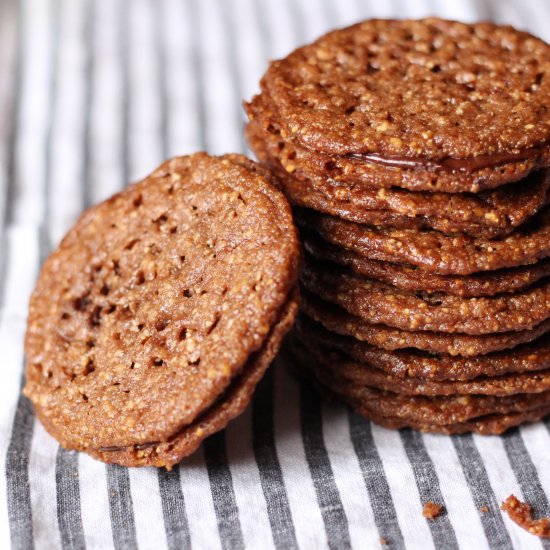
left=246, top=18, right=550, bottom=434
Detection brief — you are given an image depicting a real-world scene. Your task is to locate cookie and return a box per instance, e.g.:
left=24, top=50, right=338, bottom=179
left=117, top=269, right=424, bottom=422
left=301, top=256, right=550, bottom=334
left=351, top=405, right=550, bottom=435
left=24, top=153, right=300, bottom=467
left=249, top=19, right=550, bottom=192
left=295, top=315, right=550, bottom=381
left=290, top=342, right=550, bottom=424
left=301, top=290, right=550, bottom=356
left=247, top=114, right=550, bottom=238
left=83, top=296, right=297, bottom=467
left=297, top=207, right=550, bottom=275
left=293, top=331, right=550, bottom=396
left=291, top=344, right=550, bottom=435
left=302, top=231, right=550, bottom=298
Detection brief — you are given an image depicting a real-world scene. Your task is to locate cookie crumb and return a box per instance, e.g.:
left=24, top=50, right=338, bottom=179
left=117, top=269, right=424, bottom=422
left=480, top=506, right=489, bottom=513
left=422, top=502, right=444, bottom=519
left=501, top=494, right=550, bottom=538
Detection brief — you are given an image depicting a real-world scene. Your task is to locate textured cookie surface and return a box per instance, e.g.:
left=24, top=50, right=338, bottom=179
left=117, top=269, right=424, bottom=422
left=260, top=19, right=550, bottom=159
left=290, top=343, right=550, bottom=423
left=85, top=296, right=298, bottom=467
left=24, top=153, right=299, bottom=456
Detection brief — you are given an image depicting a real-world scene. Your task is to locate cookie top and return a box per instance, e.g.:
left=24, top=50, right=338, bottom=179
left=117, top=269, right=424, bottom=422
left=261, top=19, right=550, bottom=160
left=24, top=153, right=299, bottom=451
left=80, top=296, right=297, bottom=467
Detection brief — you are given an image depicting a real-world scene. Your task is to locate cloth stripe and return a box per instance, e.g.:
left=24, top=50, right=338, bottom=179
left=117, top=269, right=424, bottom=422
left=6, top=394, right=35, bottom=550
left=81, top=0, right=94, bottom=211
left=158, top=468, right=191, bottom=550
left=452, top=435, right=514, bottom=549
left=0, top=0, right=20, bottom=318
left=106, top=465, right=139, bottom=550
left=400, top=430, right=460, bottom=549
left=501, top=430, right=550, bottom=550
left=217, top=0, right=248, bottom=154
left=5, top=0, right=55, bottom=547
left=55, top=449, right=85, bottom=550
left=204, top=433, right=246, bottom=550
left=187, top=0, right=207, bottom=152
left=300, top=383, right=352, bottom=550
left=347, top=411, right=405, bottom=547
left=253, top=370, right=299, bottom=549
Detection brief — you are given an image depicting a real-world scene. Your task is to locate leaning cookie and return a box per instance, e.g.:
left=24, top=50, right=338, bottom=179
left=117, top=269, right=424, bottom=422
left=24, top=153, right=300, bottom=468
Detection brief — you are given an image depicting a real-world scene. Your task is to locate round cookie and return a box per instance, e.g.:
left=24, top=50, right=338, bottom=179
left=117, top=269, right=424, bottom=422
left=295, top=315, right=550, bottom=381
left=297, top=207, right=550, bottom=275
left=251, top=19, right=550, bottom=192
left=301, top=257, right=550, bottom=334
left=302, top=231, right=550, bottom=298
left=246, top=114, right=550, bottom=238
left=293, top=332, right=550, bottom=397
left=301, top=290, right=550, bottom=356
left=24, top=153, right=300, bottom=466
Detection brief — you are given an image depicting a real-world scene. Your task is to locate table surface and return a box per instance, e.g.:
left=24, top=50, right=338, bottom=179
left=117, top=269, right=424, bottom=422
left=1, top=0, right=550, bottom=549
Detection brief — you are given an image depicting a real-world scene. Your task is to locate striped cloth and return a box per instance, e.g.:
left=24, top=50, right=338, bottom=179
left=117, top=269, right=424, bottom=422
left=2, top=0, right=550, bottom=548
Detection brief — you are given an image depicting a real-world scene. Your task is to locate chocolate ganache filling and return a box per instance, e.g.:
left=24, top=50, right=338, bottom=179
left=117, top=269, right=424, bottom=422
left=347, top=144, right=550, bottom=173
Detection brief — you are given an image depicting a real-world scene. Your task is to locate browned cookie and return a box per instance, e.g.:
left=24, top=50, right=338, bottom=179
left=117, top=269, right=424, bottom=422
left=292, top=332, right=550, bottom=396
left=24, top=153, right=300, bottom=467
left=84, top=296, right=298, bottom=467
left=303, top=231, right=550, bottom=298
left=501, top=495, right=550, bottom=539
left=301, top=257, right=550, bottom=335
left=351, top=405, right=550, bottom=435
left=295, top=315, right=550, bottom=381
left=301, top=290, right=550, bottom=356
left=250, top=19, right=550, bottom=192
left=247, top=114, right=550, bottom=238
left=290, top=343, right=550, bottom=424
left=297, top=207, right=550, bottom=275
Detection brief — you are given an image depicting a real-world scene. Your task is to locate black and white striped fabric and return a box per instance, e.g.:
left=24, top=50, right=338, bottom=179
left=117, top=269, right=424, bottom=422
left=2, top=0, right=550, bottom=548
